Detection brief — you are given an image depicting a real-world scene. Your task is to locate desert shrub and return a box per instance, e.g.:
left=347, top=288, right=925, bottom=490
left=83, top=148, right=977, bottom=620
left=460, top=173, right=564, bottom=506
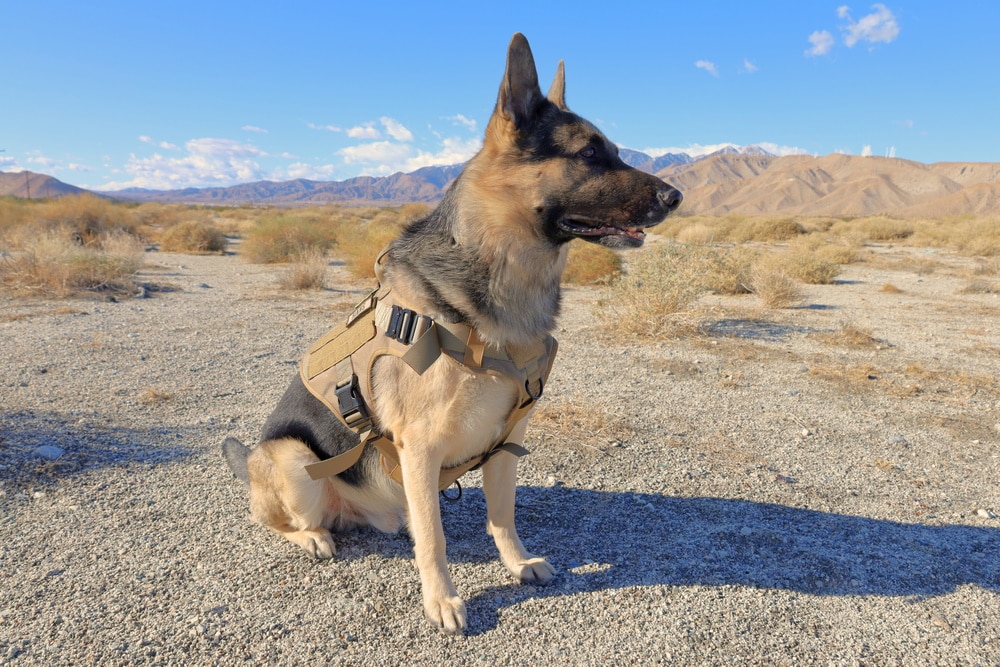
left=831, top=216, right=913, bottom=242
left=279, top=248, right=329, bottom=290
left=597, top=243, right=714, bottom=338
left=1, top=230, right=144, bottom=296
left=241, top=213, right=338, bottom=263
left=700, top=245, right=760, bottom=295
left=958, top=219, right=1000, bottom=256
left=746, top=265, right=803, bottom=308
left=730, top=217, right=805, bottom=243
left=36, top=195, right=141, bottom=245
left=336, top=208, right=424, bottom=279
left=159, top=219, right=227, bottom=253
left=562, top=242, right=622, bottom=285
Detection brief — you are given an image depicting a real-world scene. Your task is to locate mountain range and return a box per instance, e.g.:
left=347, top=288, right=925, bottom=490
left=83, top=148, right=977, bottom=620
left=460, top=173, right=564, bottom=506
left=3, top=145, right=1000, bottom=217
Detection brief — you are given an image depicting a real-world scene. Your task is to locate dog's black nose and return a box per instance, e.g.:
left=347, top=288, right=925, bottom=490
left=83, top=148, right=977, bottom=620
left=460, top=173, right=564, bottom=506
left=658, top=187, right=683, bottom=214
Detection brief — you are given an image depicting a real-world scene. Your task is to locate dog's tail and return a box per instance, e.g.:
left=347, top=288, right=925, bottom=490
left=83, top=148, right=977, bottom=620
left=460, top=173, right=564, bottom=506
left=222, top=437, right=251, bottom=483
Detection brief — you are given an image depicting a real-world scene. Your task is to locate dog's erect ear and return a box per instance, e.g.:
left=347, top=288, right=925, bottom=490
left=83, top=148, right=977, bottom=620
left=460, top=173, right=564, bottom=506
left=546, top=60, right=567, bottom=110
left=497, top=33, right=544, bottom=131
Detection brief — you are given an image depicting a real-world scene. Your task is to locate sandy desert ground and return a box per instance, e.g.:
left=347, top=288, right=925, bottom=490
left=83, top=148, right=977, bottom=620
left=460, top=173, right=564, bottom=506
left=1, top=243, right=998, bottom=665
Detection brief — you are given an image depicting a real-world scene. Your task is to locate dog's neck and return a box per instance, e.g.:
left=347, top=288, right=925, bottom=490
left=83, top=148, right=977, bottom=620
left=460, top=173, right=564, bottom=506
left=382, top=177, right=566, bottom=350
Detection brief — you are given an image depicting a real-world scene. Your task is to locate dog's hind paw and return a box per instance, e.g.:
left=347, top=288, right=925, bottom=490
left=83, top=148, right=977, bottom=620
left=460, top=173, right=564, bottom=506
left=424, top=596, right=467, bottom=634
left=508, top=556, right=555, bottom=584
left=282, top=528, right=337, bottom=559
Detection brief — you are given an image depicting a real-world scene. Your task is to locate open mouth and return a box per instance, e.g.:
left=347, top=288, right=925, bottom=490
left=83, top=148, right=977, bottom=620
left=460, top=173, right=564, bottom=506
left=556, top=217, right=648, bottom=247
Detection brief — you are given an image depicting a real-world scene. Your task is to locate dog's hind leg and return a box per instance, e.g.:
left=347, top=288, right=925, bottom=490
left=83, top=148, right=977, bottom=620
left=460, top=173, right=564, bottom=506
left=246, top=437, right=338, bottom=559
left=482, top=420, right=555, bottom=584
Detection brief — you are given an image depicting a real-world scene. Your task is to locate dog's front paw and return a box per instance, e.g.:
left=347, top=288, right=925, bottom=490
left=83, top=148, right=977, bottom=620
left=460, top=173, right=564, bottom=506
left=507, top=555, right=555, bottom=584
left=424, top=595, right=467, bottom=634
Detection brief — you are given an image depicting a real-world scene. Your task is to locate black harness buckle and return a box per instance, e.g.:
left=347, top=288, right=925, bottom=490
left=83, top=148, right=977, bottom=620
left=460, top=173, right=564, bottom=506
left=386, top=304, right=432, bottom=345
left=335, top=375, right=369, bottom=427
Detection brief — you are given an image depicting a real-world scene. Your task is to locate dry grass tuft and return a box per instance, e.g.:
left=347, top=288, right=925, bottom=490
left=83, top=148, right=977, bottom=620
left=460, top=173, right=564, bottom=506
left=811, top=323, right=885, bottom=348
left=562, top=242, right=622, bottom=285
left=138, top=387, right=173, bottom=405
left=960, top=279, right=1000, bottom=295
left=279, top=248, right=329, bottom=290
left=528, top=398, right=635, bottom=450
left=159, top=219, right=227, bottom=253
left=880, top=283, right=903, bottom=293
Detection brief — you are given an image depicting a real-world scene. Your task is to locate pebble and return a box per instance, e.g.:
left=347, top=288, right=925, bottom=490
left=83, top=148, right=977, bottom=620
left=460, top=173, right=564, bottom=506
left=34, top=445, right=65, bottom=461
left=976, top=509, right=996, bottom=519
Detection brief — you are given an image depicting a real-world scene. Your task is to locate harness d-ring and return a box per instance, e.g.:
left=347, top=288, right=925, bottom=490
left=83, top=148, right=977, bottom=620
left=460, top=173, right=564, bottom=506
left=525, top=377, right=544, bottom=401
left=441, top=480, right=462, bottom=502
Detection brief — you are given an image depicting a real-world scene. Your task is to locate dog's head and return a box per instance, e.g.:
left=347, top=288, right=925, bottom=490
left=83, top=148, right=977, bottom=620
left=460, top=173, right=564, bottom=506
left=477, top=33, right=682, bottom=249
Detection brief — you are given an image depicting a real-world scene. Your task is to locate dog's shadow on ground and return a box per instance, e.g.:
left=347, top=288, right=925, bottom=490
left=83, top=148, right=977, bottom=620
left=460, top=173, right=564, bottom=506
left=439, top=485, right=999, bottom=635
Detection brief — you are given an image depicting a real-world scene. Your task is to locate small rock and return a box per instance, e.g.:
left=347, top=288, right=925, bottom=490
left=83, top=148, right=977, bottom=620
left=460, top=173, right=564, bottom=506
left=976, top=509, right=996, bottom=519
left=801, top=428, right=810, bottom=437
left=34, top=445, right=64, bottom=461
left=33, top=491, right=46, bottom=500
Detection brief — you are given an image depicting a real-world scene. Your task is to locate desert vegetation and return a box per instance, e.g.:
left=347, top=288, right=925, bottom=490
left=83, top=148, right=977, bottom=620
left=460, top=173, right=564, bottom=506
left=2, top=195, right=999, bottom=307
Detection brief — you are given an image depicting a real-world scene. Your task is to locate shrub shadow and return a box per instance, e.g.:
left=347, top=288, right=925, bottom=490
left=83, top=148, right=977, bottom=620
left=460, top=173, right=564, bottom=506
left=0, top=409, right=193, bottom=490
left=440, top=486, right=1000, bottom=635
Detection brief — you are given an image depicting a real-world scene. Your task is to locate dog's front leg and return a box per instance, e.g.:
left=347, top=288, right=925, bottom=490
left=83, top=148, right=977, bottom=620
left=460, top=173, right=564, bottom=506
left=398, top=445, right=467, bottom=634
left=482, top=425, right=555, bottom=584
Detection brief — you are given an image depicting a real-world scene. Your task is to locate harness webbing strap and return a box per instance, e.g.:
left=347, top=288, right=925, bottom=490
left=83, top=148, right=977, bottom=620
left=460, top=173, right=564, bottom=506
left=299, top=286, right=557, bottom=490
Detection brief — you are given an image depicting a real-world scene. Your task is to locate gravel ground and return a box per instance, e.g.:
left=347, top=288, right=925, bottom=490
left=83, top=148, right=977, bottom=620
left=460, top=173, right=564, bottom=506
left=1, top=245, right=998, bottom=666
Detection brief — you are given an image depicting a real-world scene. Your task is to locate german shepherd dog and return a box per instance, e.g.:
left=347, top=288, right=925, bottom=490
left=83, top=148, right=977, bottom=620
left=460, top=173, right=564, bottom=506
left=223, top=33, right=681, bottom=633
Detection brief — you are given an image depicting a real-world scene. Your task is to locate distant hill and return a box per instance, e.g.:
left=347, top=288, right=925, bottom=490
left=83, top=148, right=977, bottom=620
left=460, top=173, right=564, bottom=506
left=5, top=146, right=1000, bottom=217
left=110, top=165, right=465, bottom=206
left=0, top=171, right=93, bottom=199
left=656, top=153, right=1000, bottom=217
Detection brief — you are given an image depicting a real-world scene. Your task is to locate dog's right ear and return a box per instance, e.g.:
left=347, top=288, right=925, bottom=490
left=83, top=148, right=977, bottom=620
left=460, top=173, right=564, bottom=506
left=496, top=33, right=544, bottom=132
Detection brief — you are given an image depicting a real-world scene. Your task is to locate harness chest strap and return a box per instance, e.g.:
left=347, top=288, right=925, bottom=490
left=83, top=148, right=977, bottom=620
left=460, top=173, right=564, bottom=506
left=299, top=290, right=557, bottom=490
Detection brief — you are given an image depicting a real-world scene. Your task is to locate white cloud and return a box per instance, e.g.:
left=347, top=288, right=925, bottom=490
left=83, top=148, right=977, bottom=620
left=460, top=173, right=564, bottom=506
left=840, top=3, right=900, bottom=47
left=445, top=114, right=478, bottom=131
left=307, top=123, right=343, bottom=132
left=742, top=58, right=759, bottom=73
left=0, top=156, right=21, bottom=170
left=806, top=30, right=835, bottom=56
left=402, top=137, right=481, bottom=172
left=339, top=141, right=412, bottom=169
left=694, top=60, right=719, bottom=77
left=99, top=137, right=267, bottom=190
left=139, top=135, right=179, bottom=150
left=282, top=162, right=339, bottom=180
left=241, top=125, right=268, bottom=134
left=380, top=117, right=413, bottom=142
left=755, top=142, right=810, bottom=157
left=339, top=136, right=480, bottom=176
left=347, top=123, right=381, bottom=139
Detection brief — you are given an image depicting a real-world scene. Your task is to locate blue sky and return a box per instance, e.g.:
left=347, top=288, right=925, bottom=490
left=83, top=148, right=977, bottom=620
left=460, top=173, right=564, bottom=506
left=2, top=1, right=998, bottom=191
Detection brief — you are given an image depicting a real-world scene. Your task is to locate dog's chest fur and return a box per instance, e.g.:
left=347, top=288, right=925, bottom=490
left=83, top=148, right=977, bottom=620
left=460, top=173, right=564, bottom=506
left=372, top=352, right=520, bottom=468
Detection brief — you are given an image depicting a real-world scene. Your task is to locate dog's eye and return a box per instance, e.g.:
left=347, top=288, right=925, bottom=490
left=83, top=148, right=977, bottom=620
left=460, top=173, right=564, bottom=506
left=578, top=147, right=596, bottom=159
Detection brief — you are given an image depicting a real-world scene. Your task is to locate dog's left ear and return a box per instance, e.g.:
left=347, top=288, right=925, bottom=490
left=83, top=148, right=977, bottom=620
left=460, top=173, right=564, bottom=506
left=547, top=60, right=567, bottom=110
left=497, top=33, right=545, bottom=131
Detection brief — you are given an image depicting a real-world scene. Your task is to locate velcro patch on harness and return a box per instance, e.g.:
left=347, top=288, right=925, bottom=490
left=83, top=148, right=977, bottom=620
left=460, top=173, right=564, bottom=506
left=305, top=317, right=375, bottom=380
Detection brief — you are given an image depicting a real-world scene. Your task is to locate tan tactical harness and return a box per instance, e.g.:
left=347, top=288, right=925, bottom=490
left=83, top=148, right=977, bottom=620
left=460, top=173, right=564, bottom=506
left=298, top=282, right=557, bottom=491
